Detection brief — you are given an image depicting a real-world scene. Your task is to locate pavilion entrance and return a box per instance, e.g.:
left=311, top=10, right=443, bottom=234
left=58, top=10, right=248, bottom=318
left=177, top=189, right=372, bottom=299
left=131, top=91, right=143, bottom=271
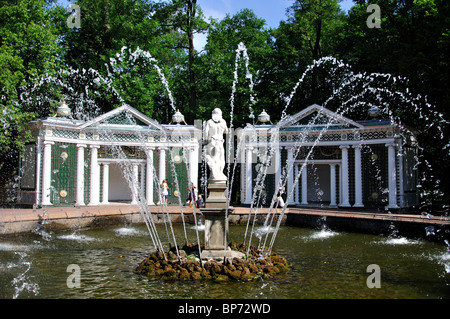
left=108, top=163, right=132, bottom=203
left=296, top=160, right=341, bottom=207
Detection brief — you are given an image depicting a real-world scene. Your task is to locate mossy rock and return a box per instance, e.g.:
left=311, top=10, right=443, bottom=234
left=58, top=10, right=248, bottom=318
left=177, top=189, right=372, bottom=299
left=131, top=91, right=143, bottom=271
left=134, top=243, right=290, bottom=281
left=178, top=268, right=190, bottom=280
left=191, top=271, right=202, bottom=280
left=214, top=274, right=230, bottom=282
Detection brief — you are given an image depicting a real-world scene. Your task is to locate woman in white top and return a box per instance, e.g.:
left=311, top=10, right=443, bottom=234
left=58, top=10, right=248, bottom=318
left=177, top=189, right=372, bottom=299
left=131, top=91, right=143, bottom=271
left=161, top=179, right=169, bottom=205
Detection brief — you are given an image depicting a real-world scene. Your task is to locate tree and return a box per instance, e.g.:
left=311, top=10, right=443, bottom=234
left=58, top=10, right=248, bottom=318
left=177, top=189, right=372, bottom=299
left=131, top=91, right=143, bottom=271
left=286, top=0, right=344, bottom=60
left=197, top=9, right=274, bottom=127
left=269, top=0, right=346, bottom=114
left=0, top=0, right=61, bottom=204
left=0, top=0, right=61, bottom=152
left=334, top=0, right=450, bottom=205
left=54, top=0, right=192, bottom=123
left=62, top=0, right=157, bottom=70
left=151, top=0, right=208, bottom=122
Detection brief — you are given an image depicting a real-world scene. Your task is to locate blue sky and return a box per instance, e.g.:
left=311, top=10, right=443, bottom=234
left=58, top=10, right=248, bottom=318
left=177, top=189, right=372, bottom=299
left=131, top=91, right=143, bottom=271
left=58, top=0, right=355, bottom=50
left=195, top=0, right=354, bottom=50
left=197, top=0, right=354, bottom=28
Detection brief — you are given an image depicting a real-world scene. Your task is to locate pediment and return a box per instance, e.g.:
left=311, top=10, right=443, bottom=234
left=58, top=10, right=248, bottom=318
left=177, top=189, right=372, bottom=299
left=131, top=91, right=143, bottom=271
left=281, top=104, right=364, bottom=130
left=79, top=104, right=163, bottom=131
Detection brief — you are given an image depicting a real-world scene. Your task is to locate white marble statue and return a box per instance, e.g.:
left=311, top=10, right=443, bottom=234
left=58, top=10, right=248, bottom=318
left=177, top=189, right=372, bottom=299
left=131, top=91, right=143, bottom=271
left=205, top=108, right=228, bottom=181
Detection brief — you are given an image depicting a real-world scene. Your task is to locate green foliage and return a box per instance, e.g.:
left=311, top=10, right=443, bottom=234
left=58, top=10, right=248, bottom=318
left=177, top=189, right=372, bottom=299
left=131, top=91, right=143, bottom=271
left=0, top=0, right=61, bottom=153
left=197, top=9, right=274, bottom=127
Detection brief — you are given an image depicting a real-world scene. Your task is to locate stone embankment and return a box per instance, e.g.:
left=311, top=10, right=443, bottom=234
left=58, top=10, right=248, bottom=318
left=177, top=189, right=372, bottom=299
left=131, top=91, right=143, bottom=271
left=1, top=204, right=449, bottom=241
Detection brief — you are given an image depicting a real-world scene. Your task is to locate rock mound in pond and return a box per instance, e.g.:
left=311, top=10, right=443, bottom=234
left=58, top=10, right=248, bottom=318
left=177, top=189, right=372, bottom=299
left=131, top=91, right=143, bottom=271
left=134, top=242, right=289, bottom=281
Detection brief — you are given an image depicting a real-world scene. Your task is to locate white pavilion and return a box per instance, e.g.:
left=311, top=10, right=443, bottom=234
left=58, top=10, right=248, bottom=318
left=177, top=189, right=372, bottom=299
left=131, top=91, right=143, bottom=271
left=240, top=104, right=418, bottom=209
left=17, top=103, right=418, bottom=210
left=18, top=103, right=201, bottom=207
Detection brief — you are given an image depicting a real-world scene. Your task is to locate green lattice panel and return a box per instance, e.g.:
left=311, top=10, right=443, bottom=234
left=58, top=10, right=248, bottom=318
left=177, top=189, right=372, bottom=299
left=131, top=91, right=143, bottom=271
left=166, top=149, right=188, bottom=205
left=362, top=145, right=388, bottom=208
left=107, top=111, right=147, bottom=126
left=51, top=143, right=77, bottom=205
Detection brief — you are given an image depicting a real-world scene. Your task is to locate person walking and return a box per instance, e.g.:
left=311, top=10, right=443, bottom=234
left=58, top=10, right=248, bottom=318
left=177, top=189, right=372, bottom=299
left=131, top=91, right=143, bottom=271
left=188, top=183, right=197, bottom=208
left=160, top=179, right=169, bottom=205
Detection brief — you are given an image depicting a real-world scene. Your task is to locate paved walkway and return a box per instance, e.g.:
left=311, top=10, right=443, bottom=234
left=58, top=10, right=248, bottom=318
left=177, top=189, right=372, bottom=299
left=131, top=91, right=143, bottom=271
left=287, top=207, right=450, bottom=226
left=1, top=204, right=449, bottom=226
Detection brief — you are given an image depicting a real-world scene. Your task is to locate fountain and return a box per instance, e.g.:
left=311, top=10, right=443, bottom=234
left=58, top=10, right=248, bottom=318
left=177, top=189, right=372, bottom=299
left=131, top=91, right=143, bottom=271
left=134, top=106, right=289, bottom=281
left=4, top=40, right=449, bottom=296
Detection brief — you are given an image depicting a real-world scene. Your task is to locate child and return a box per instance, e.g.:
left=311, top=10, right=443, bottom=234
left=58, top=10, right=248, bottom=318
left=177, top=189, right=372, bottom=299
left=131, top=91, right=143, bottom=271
left=196, top=195, right=205, bottom=208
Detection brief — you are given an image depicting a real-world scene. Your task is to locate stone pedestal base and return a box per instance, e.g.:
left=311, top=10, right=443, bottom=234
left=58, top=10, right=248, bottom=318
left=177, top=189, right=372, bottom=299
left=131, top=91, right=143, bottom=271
left=205, top=179, right=227, bottom=208
left=200, top=178, right=242, bottom=261
left=201, top=247, right=245, bottom=261
left=202, top=208, right=229, bottom=250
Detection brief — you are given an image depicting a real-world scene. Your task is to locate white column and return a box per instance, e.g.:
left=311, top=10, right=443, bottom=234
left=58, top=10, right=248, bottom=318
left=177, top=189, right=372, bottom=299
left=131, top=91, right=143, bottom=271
left=245, top=146, right=253, bottom=204
left=140, top=164, right=145, bottom=195
left=240, top=142, right=246, bottom=203
left=353, top=145, right=364, bottom=208
left=159, top=147, right=167, bottom=183
left=339, top=145, right=351, bottom=207
left=102, top=163, right=109, bottom=204
left=35, top=139, right=42, bottom=206
left=301, top=164, right=308, bottom=205
left=287, top=148, right=294, bottom=205
left=387, top=143, right=399, bottom=209
left=338, top=164, right=342, bottom=203
left=274, top=146, right=281, bottom=189
left=329, top=163, right=337, bottom=207
left=189, top=146, right=199, bottom=187
left=89, top=145, right=100, bottom=205
left=131, top=163, right=139, bottom=205
left=146, top=148, right=155, bottom=205
left=41, top=141, right=54, bottom=206
left=398, top=150, right=405, bottom=208
left=76, top=144, right=86, bottom=206
left=294, top=164, right=300, bottom=204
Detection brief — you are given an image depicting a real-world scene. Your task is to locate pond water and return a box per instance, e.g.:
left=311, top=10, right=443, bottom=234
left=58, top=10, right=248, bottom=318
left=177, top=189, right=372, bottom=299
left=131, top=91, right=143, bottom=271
left=0, top=224, right=449, bottom=299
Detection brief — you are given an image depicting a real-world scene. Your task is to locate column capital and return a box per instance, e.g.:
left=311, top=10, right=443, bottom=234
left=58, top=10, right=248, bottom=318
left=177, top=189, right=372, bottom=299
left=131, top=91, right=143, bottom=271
left=352, top=144, right=363, bottom=149
left=385, top=142, right=397, bottom=148
left=43, top=140, right=55, bottom=146
left=90, top=144, right=100, bottom=149
left=339, top=145, right=350, bottom=149
left=76, top=143, right=87, bottom=148
left=158, top=146, right=168, bottom=151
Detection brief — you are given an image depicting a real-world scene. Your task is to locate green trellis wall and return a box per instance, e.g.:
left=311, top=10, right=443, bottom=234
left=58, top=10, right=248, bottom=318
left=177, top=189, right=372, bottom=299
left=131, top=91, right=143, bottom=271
left=51, top=143, right=77, bottom=205
left=47, top=144, right=189, bottom=206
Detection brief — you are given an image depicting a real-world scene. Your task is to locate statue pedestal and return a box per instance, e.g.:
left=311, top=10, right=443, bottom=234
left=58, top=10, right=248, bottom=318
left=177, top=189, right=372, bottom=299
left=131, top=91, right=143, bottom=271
left=203, top=208, right=228, bottom=250
left=200, top=179, right=244, bottom=260
left=204, top=179, right=227, bottom=208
